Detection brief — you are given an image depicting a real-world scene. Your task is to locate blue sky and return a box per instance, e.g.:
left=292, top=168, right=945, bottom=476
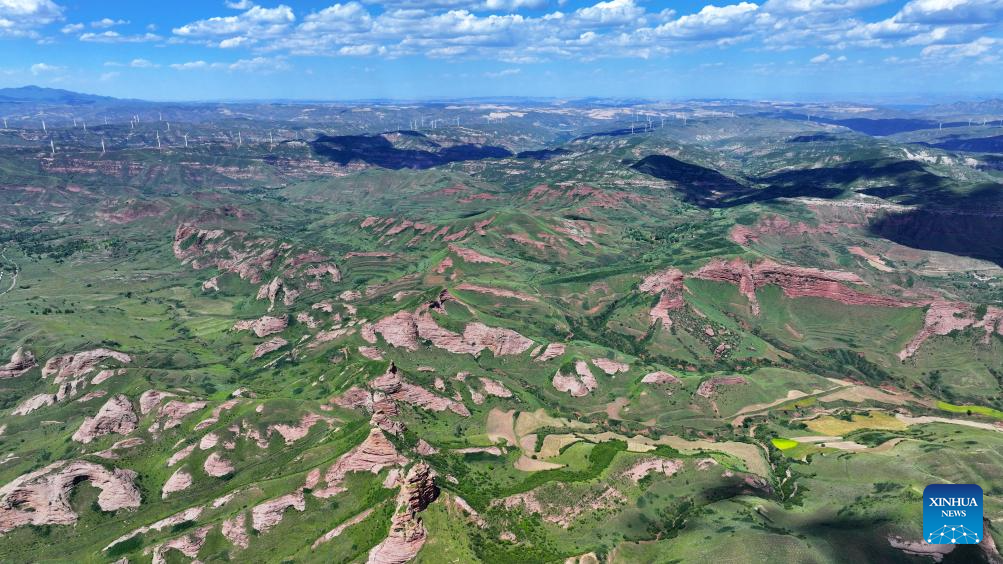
left=1, top=0, right=1001, bottom=100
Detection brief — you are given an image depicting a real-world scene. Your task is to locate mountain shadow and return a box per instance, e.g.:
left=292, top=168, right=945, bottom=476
left=311, top=133, right=512, bottom=170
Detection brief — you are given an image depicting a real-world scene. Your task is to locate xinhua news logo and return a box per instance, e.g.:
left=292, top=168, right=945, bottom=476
left=923, top=484, right=983, bottom=545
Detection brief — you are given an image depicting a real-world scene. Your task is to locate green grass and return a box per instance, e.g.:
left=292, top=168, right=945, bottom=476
left=937, top=401, right=1003, bottom=420
left=771, top=438, right=799, bottom=450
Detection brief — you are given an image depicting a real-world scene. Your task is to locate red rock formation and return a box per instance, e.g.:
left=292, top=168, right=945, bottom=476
left=374, top=311, right=420, bottom=351
left=639, top=268, right=685, bottom=328
left=104, top=506, right=204, bottom=553
left=251, top=491, right=306, bottom=532
left=149, top=524, right=212, bottom=564
left=535, top=343, right=565, bottom=362
left=729, top=215, right=842, bottom=246
left=0, top=347, right=36, bottom=379
left=139, top=390, right=177, bottom=415
left=269, top=412, right=330, bottom=444
left=253, top=337, right=288, bottom=359
left=592, top=358, right=629, bottom=375
left=91, top=368, right=126, bottom=385
left=42, top=348, right=131, bottom=382
left=692, top=258, right=907, bottom=316
left=898, top=301, right=974, bottom=360
left=641, top=371, right=681, bottom=385
left=233, top=315, right=288, bottom=337
left=162, top=469, right=193, bottom=498
left=456, top=283, right=538, bottom=302
left=552, top=361, right=599, bottom=397
left=204, top=452, right=235, bottom=477
left=696, top=376, right=747, bottom=398
left=368, top=462, right=439, bottom=564
left=312, top=508, right=374, bottom=549
left=222, top=513, right=250, bottom=549
left=479, top=377, right=512, bottom=398
left=314, top=428, right=407, bottom=498
left=333, top=386, right=375, bottom=410
left=72, top=394, right=138, bottom=444
left=622, top=458, right=683, bottom=483
left=159, top=400, right=208, bottom=429
left=448, top=244, right=512, bottom=265
left=168, top=444, right=197, bottom=467
left=0, top=460, right=140, bottom=534
left=359, top=346, right=385, bottom=360
left=193, top=398, right=241, bottom=431
left=12, top=393, right=56, bottom=415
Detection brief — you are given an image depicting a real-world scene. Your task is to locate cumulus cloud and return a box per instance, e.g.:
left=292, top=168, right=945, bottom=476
left=79, top=31, right=162, bottom=43
left=898, top=0, right=1003, bottom=24
left=655, top=2, right=759, bottom=41
left=173, top=4, right=295, bottom=38
left=921, top=36, right=998, bottom=58
left=30, top=62, right=63, bottom=75
left=810, top=52, right=831, bottom=62
left=484, top=67, right=521, bottom=77
left=0, top=0, right=63, bottom=38
left=91, top=17, right=128, bottom=28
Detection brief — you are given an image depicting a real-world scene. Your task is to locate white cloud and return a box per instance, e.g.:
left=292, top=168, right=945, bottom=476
left=79, top=31, right=162, bottom=43
left=170, top=60, right=220, bottom=71
left=60, top=22, right=83, bottom=33
left=227, top=55, right=290, bottom=72
left=100, top=71, right=120, bottom=81
left=484, top=67, right=521, bottom=77
left=0, top=0, right=63, bottom=37
left=91, top=17, right=128, bottom=28
left=130, top=58, right=158, bottom=68
left=30, top=62, right=63, bottom=75
left=225, top=0, right=256, bottom=8
left=810, top=52, right=831, bottom=62
left=173, top=4, right=295, bottom=37
left=763, top=0, right=889, bottom=14
left=921, top=36, right=998, bottom=58
left=898, top=0, right=1003, bottom=24
left=655, top=2, right=759, bottom=41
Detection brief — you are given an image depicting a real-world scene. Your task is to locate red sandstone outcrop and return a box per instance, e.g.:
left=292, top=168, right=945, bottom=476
left=13, top=393, right=55, bottom=415
left=479, top=377, right=513, bottom=398
left=456, top=283, right=538, bottom=302
left=887, top=536, right=956, bottom=562
left=269, top=412, right=330, bottom=444
left=639, top=268, right=685, bottom=327
left=367, top=462, right=439, bottom=564
left=222, top=513, right=250, bottom=549
left=641, top=371, right=681, bottom=385
left=252, top=491, right=306, bottom=532
left=730, top=215, right=842, bottom=246
left=693, top=258, right=906, bottom=316
left=162, top=469, right=193, bottom=498
left=0, top=460, right=140, bottom=534
left=374, top=311, right=421, bottom=351
left=592, top=358, right=629, bottom=375
left=193, top=398, right=241, bottom=431
left=72, top=394, right=138, bottom=444
left=139, top=390, right=177, bottom=414
left=359, top=346, right=385, bottom=360
left=148, top=524, right=212, bottom=564
left=372, top=364, right=470, bottom=417
left=552, top=361, right=599, bottom=397
left=696, top=376, right=747, bottom=398
left=94, top=437, right=144, bottom=459
left=204, top=452, right=235, bottom=477
left=159, top=400, right=208, bottom=429
left=622, top=458, right=683, bottom=483
left=0, top=347, right=36, bottom=378
left=253, top=337, right=288, bottom=359
left=313, top=428, right=407, bottom=498
left=91, top=368, right=126, bottom=385
left=104, top=506, right=204, bottom=553
left=448, top=244, right=512, bottom=265
left=333, top=386, right=375, bottom=410
left=233, top=315, right=288, bottom=337
left=312, top=508, right=374, bottom=549
left=898, top=302, right=1003, bottom=360
left=535, top=343, right=565, bottom=362
left=42, top=348, right=131, bottom=382
left=168, top=444, right=197, bottom=467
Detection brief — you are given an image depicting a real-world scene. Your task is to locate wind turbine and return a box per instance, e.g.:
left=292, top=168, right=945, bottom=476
left=184, top=133, right=189, bottom=148
left=166, top=122, right=170, bottom=131
left=50, top=139, right=55, bottom=155
left=101, top=138, right=106, bottom=155
left=2, top=118, right=6, bottom=129
left=83, top=120, right=87, bottom=132
left=156, top=130, right=161, bottom=149
left=238, top=131, right=242, bottom=146
left=42, top=120, right=46, bottom=132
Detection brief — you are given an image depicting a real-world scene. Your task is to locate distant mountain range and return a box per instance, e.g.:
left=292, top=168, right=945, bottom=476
left=0, top=86, right=119, bottom=105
